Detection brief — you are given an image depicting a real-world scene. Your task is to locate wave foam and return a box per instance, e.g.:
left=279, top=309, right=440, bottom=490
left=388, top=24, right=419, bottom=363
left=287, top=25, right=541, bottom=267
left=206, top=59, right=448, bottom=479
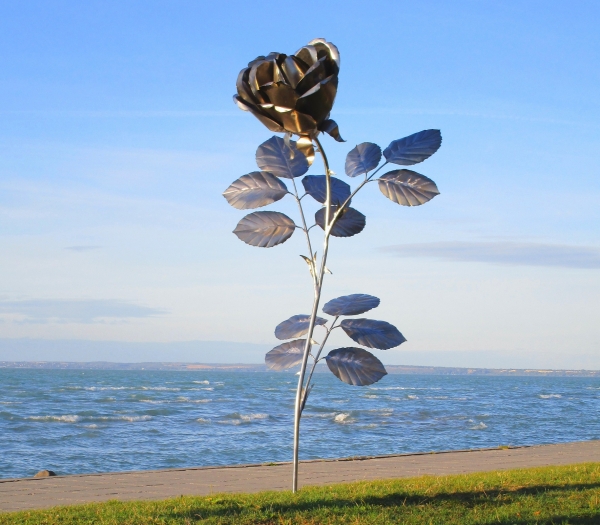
left=334, top=413, right=356, bottom=424
left=176, top=396, right=210, bottom=404
left=241, top=413, right=269, bottom=421
left=218, top=413, right=270, bottom=425
left=469, top=422, right=488, bottom=430
left=114, top=415, right=152, bottom=422
left=539, top=394, right=562, bottom=399
left=28, top=415, right=81, bottom=423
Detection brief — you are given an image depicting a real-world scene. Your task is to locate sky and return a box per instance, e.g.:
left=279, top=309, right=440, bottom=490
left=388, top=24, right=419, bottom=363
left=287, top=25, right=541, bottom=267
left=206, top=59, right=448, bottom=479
left=1, top=0, right=599, bottom=367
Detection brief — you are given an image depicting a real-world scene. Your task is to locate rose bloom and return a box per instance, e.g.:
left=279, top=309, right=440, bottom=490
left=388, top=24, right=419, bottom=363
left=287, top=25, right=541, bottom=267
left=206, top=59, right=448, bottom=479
left=234, top=38, right=343, bottom=162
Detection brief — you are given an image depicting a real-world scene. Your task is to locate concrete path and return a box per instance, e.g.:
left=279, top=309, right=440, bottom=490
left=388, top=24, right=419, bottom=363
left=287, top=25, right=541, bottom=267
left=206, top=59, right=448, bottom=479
left=2, top=441, right=600, bottom=513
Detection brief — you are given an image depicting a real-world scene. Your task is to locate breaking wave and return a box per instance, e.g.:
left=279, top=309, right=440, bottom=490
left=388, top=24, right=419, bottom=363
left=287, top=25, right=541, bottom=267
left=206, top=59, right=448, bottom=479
left=334, top=413, right=356, bottom=424
left=469, top=421, right=488, bottom=430
left=27, top=415, right=81, bottom=423
left=26, top=415, right=152, bottom=423
left=218, top=413, right=271, bottom=425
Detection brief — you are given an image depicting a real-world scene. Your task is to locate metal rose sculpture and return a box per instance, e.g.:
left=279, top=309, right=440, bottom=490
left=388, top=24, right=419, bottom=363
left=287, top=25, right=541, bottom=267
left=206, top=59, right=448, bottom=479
left=226, top=38, right=442, bottom=492
left=234, top=38, right=343, bottom=164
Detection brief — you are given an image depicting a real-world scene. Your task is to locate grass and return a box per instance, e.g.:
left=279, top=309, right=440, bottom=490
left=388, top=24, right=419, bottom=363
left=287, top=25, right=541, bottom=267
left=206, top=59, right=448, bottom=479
left=2, top=463, right=600, bottom=524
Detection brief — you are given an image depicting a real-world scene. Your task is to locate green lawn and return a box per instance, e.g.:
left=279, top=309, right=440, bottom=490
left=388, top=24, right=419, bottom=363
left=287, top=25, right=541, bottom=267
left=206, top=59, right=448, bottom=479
left=3, top=463, right=600, bottom=524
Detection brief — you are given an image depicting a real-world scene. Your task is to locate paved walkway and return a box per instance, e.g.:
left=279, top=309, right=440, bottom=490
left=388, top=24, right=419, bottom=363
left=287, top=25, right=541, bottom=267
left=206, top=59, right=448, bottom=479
left=2, top=441, right=600, bottom=513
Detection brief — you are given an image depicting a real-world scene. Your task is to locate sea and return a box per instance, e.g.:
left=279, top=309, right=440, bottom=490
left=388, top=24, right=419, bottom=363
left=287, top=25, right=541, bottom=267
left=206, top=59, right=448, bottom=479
left=1, top=369, right=599, bottom=480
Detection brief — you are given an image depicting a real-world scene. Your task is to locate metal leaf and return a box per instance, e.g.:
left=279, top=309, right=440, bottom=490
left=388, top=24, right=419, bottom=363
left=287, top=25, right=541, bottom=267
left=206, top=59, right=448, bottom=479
left=275, top=314, right=328, bottom=340
left=378, top=169, right=439, bottom=206
left=315, top=206, right=365, bottom=237
left=325, top=347, right=387, bottom=386
left=345, top=143, right=382, bottom=177
left=233, top=211, right=295, bottom=248
left=223, top=171, right=288, bottom=210
left=265, top=339, right=306, bottom=370
left=383, top=129, right=442, bottom=166
left=340, top=318, right=406, bottom=349
left=322, top=294, right=380, bottom=316
left=302, top=175, right=351, bottom=206
left=256, top=136, right=309, bottom=179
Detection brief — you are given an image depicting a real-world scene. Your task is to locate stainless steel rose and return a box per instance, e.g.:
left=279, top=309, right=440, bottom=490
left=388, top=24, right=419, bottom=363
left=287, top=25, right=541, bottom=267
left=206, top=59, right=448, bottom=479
left=226, top=36, right=444, bottom=495
left=234, top=38, right=343, bottom=161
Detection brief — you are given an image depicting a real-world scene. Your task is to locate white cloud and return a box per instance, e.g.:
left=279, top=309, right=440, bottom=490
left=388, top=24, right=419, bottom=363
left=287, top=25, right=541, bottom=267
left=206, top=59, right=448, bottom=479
left=383, top=242, right=600, bottom=269
left=0, top=299, right=167, bottom=324
left=64, top=245, right=101, bottom=252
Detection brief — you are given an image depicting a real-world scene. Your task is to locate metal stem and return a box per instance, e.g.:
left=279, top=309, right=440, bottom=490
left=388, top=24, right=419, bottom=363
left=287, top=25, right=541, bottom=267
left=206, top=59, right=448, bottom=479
left=331, top=162, right=389, bottom=224
left=291, top=178, right=317, bottom=289
left=292, top=136, right=332, bottom=493
left=301, top=316, right=339, bottom=406
left=290, top=146, right=385, bottom=492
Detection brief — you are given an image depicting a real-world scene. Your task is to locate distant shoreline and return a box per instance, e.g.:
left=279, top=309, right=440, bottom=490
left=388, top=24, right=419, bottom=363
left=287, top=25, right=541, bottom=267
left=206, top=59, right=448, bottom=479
left=1, top=361, right=599, bottom=377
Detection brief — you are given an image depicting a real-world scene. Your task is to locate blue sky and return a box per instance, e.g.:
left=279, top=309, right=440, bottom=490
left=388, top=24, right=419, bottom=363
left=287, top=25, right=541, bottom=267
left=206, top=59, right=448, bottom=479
left=1, top=1, right=599, bottom=367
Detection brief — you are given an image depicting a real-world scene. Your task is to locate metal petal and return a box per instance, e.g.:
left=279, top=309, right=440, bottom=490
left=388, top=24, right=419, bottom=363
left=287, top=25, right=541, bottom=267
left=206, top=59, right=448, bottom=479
left=340, top=318, right=406, bottom=349
left=325, top=347, right=387, bottom=386
left=233, top=94, right=250, bottom=111
left=249, top=59, right=274, bottom=96
left=322, top=294, right=380, bottom=316
left=309, top=38, right=341, bottom=69
left=378, top=169, right=440, bottom=206
left=278, top=109, right=318, bottom=135
left=302, top=175, right=351, bottom=206
left=281, top=55, right=309, bottom=89
left=247, top=55, right=266, bottom=67
left=383, top=129, right=442, bottom=166
left=345, top=142, right=382, bottom=177
left=237, top=68, right=264, bottom=106
left=315, top=206, right=365, bottom=237
left=223, top=171, right=288, bottom=210
left=295, top=58, right=328, bottom=96
left=233, top=96, right=285, bottom=133
left=271, top=60, right=286, bottom=86
left=233, top=211, right=295, bottom=248
left=294, top=45, right=319, bottom=68
left=262, top=82, right=299, bottom=110
left=265, top=339, right=306, bottom=370
left=275, top=314, right=328, bottom=340
left=319, top=119, right=344, bottom=142
left=295, top=137, right=315, bottom=166
left=256, top=136, right=309, bottom=179
left=296, top=75, right=337, bottom=125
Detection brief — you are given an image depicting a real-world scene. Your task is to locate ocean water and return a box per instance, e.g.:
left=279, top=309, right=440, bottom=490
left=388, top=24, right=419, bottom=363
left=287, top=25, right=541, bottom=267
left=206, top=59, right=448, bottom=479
left=1, top=369, right=599, bottom=479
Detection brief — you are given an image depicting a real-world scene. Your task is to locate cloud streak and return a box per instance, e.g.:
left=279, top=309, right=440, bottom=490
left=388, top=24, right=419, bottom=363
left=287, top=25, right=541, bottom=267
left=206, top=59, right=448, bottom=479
left=64, top=245, right=101, bottom=252
left=382, top=242, right=600, bottom=269
left=0, top=299, right=167, bottom=324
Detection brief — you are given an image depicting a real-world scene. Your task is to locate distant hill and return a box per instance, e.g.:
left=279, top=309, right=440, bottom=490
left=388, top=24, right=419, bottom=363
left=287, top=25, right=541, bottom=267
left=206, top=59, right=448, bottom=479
left=1, top=361, right=599, bottom=377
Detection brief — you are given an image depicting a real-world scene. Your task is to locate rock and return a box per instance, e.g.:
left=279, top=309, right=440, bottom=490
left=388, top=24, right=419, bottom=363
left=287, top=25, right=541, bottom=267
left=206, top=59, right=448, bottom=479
left=34, top=470, right=57, bottom=478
